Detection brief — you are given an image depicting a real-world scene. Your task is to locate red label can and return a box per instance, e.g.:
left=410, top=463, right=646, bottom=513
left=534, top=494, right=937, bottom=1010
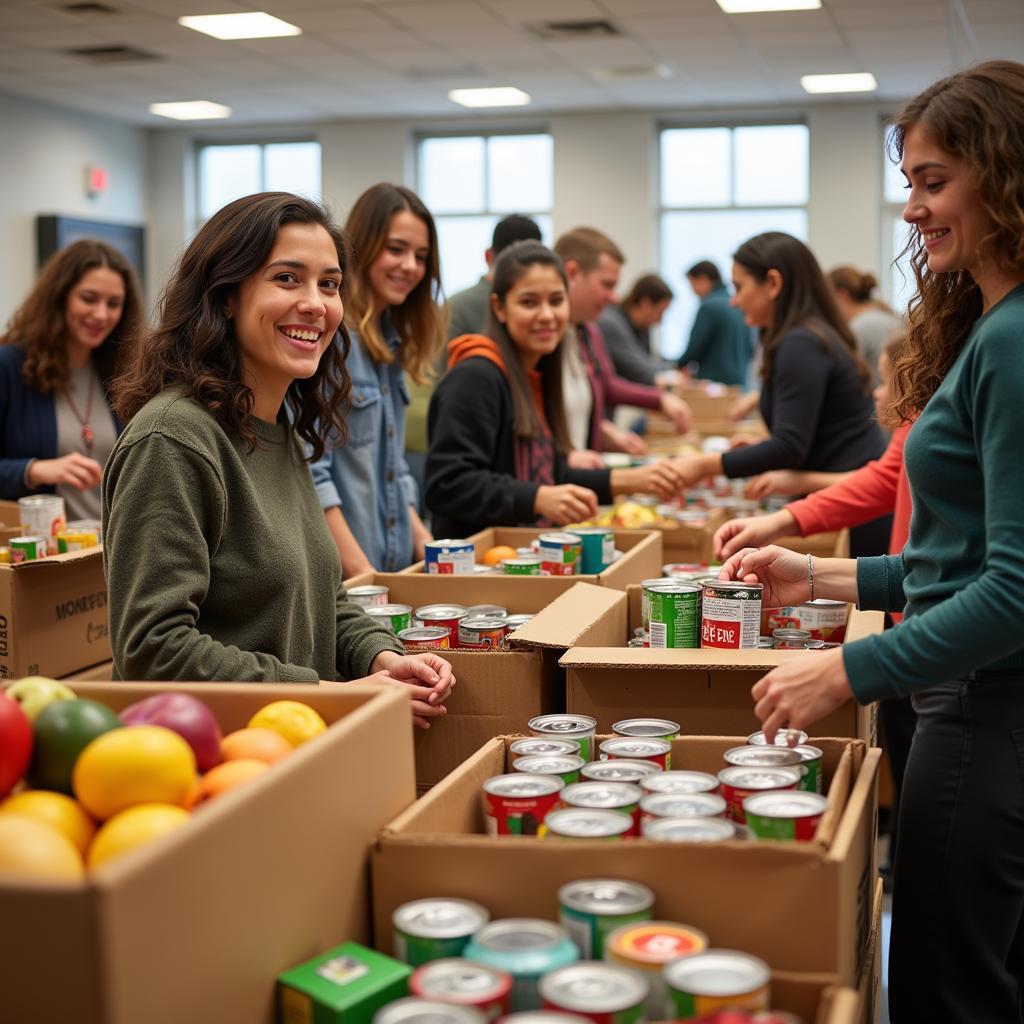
left=483, top=773, right=563, bottom=835
left=717, top=766, right=801, bottom=824
left=399, top=626, right=450, bottom=651
left=458, top=616, right=508, bottom=651
left=415, top=604, right=468, bottom=648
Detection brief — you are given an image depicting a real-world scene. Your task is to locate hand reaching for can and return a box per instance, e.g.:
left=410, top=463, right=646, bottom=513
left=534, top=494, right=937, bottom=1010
left=717, top=544, right=811, bottom=608
left=535, top=485, right=598, bottom=526
left=610, top=462, right=683, bottom=502
left=713, top=510, right=797, bottom=561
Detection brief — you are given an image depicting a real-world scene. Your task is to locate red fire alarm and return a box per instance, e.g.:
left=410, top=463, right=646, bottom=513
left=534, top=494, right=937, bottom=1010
left=85, top=164, right=108, bottom=198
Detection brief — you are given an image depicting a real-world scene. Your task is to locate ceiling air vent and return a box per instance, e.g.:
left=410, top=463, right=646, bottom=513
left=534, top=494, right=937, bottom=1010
left=65, top=45, right=160, bottom=64
left=59, top=2, right=120, bottom=13
left=529, top=19, right=620, bottom=40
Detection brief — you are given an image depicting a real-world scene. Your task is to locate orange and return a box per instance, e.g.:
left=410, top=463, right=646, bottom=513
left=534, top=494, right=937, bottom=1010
left=248, top=701, right=326, bottom=747
left=0, top=790, right=96, bottom=856
left=221, top=727, right=292, bottom=765
left=73, top=725, right=197, bottom=820
left=0, top=814, right=84, bottom=881
left=483, top=545, right=518, bottom=567
left=88, top=803, right=190, bottom=870
left=193, top=759, right=268, bottom=806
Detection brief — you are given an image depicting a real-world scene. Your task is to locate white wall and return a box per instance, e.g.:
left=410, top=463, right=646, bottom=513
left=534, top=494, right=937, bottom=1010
left=0, top=91, right=147, bottom=326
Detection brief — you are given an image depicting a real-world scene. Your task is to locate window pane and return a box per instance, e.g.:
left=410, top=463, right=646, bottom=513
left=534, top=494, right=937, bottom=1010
left=420, top=137, right=485, bottom=214
left=888, top=215, right=916, bottom=317
left=661, top=128, right=731, bottom=208
left=265, top=142, right=321, bottom=199
left=657, top=207, right=807, bottom=362
left=883, top=126, right=906, bottom=204
left=734, top=125, right=808, bottom=206
left=436, top=215, right=497, bottom=298
left=199, top=145, right=261, bottom=220
left=488, top=134, right=553, bottom=212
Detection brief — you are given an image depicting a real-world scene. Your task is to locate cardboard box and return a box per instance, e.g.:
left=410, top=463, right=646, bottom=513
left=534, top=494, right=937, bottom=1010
left=857, top=879, right=885, bottom=1024
left=560, top=587, right=880, bottom=741
left=772, top=974, right=862, bottom=1024
left=0, top=681, right=415, bottom=1024
left=780, top=529, right=851, bottom=559
left=61, top=660, right=114, bottom=682
left=658, top=506, right=728, bottom=565
left=0, top=546, right=110, bottom=679
left=0, top=499, right=22, bottom=545
left=394, top=527, right=662, bottom=592
left=341, top=579, right=626, bottom=791
left=372, top=734, right=881, bottom=985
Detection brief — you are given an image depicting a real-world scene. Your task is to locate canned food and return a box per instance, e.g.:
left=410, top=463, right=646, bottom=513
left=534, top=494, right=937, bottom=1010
left=459, top=617, right=508, bottom=651
left=538, top=532, right=582, bottom=576
left=772, top=628, right=812, bottom=650
left=416, top=605, right=469, bottom=648
left=400, top=626, right=451, bottom=651
left=717, top=766, right=802, bottom=824
left=465, top=605, right=508, bottom=620
left=700, top=581, right=763, bottom=649
left=374, top=999, right=487, bottom=1024
left=639, top=792, right=726, bottom=821
left=462, top=919, right=579, bottom=1012
left=766, top=599, right=848, bottom=643
left=544, top=808, right=632, bottom=841
left=723, top=746, right=802, bottom=771
left=611, top=719, right=680, bottom=741
left=804, top=640, right=842, bottom=650
left=425, top=539, right=476, bottom=575
left=10, top=536, right=45, bottom=563
left=509, top=738, right=580, bottom=759
left=599, top=737, right=672, bottom=771
left=558, top=879, right=654, bottom=960
left=540, top=962, right=648, bottom=1024
left=662, top=563, right=709, bottom=578
left=560, top=782, right=642, bottom=835
left=367, top=603, right=414, bottom=633
left=639, top=771, right=718, bottom=797
left=644, top=582, right=701, bottom=649
left=744, top=791, right=829, bottom=841
left=641, top=816, right=737, bottom=842
left=503, top=557, right=543, bottom=576
left=756, top=636, right=776, bottom=649
left=393, top=898, right=490, bottom=966
left=512, top=755, right=584, bottom=787
left=792, top=744, right=824, bottom=794
left=529, top=715, right=597, bottom=762
left=56, top=530, right=98, bottom=553
left=505, top=614, right=535, bottom=631
left=410, top=959, right=512, bottom=1019
left=604, top=921, right=709, bottom=1018
left=348, top=584, right=390, bottom=607
left=473, top=564, right=498, bottom=575
left=747, top=729, right=809, bottom=748
left=18, top=495, right=65, bottom=555
left=581, top=760, right=662, bottom=784
left=566, top=528, right=615, bottom=575
left=67, top=517, right=102, bottom=542
left=483, top=774, right=564, bottom=835
left=501, top=1015, right=589, bottom=1024
left=663, top=949, right=771, bottom=1019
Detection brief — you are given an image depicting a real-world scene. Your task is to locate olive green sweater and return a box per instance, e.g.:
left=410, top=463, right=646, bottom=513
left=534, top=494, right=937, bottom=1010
left=102, top=388, right=402, bottom=683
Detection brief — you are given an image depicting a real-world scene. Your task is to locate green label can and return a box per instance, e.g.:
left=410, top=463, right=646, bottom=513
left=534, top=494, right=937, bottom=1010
left=644, top=583, right=700, bottom=649
left=393, top=899, right=490, bottom=967
left=664, top=950, right=770, bottom=1019
left=744, top=790, right=828, bottom=841
left=793, top=744, right=824, bottom=793
left=557, top=879, right=653, bottom=959
left=366, top=604, right=413, bottom=633
left=10, top=536, right=45, bottom=563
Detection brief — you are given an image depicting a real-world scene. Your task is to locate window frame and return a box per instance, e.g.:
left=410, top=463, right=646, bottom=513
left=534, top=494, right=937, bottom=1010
left=880, top=117, right=913, bottom=312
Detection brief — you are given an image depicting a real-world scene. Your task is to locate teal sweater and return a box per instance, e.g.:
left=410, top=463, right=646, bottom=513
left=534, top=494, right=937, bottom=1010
left=678, top=285, right=753, bottom=387
left=102, top=388, right=403, bottom=683
left=844, top=285, right=1024, bottom=701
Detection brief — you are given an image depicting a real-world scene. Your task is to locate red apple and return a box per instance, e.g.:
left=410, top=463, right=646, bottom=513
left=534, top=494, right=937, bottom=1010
left=120, top=693, right=223, bottom=773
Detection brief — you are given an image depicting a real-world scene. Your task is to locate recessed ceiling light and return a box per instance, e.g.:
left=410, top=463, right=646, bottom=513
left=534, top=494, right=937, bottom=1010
left=800, top=72, right=878, bottom=94
left=448, top=87, right=531, bottom=108
left=149, top=101, right=232, bottom=120
left=178, top=12, right=301, bottom=40
left=717, top=0, right=820, bottom=11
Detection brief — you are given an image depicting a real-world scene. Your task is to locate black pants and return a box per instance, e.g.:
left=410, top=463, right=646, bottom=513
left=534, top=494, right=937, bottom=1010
left=890, top=674, right=1024, bottom=1022
left=879, top=694, right=917, bottom=856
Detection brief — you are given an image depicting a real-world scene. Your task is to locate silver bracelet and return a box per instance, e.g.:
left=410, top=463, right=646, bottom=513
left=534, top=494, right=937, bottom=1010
left=807, top=553, right=815, bottom=602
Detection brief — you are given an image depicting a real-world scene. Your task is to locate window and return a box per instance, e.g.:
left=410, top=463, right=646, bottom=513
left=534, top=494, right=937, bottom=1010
left=196, top=141, right=322, bottom=225
left=417, top=132, right=554, bottom=298
left=658, top=124, right=809, bottom=362
left=881, top=124, right=915, bottom=317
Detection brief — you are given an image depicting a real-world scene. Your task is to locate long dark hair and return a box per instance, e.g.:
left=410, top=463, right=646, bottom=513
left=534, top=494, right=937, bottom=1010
left=113, top=192, right=351, bottom=461
left=733, top=232, right=871, bottom=390
left=2, top=239, right=143, bottom=395
left=485, top=240, right=572, bottom=452
left=887, top=60, right=1024, bottom=421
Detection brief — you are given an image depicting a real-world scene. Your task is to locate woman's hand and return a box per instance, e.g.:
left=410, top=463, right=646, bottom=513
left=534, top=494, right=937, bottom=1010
left=601, top=420, right=648, bottom=456
left=369, top=651, right=456, bottom=730
left=729, top=391, right=761, bottom=422
left=27, top=453, right=103, bottom=490
left=744, top=470, right=805, bottom=500
left=714, top=510, right=797, bottom=561
left=567, top=449, right=605, bottom=470
left=717, top=544, right=811, bottom=607
left=535, top=484, right=598, bottom=526
left=666, top=454, right=718, bottom=488
left=659, top=392, right=693, bottom=435
left=611, top=461, right=684, bottom=502
left=751, top=647, right=853, bottom=742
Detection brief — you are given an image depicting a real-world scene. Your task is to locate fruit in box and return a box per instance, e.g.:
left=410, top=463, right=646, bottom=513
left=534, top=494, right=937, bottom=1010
left=6, top=677, right=76, bottom=722
left=120, top=692, right=224, bottom=773
left=0, top=693, right=32, bottom=799
left=28, top=698, right=121, bottom=794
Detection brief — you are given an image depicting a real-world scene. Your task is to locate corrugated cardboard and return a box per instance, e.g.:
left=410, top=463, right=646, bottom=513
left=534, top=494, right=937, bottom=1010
left=857, top=879, right=885, bottom=1024
left=340, top=579, right=625, bottom=790
left=0, top=546, right=110, bottom=679
left=780, top=529, right=851, bottom=559
left=62, top=660, right=114, bottom=681
left=372, top=734, right=881, bottom=985
left=658, top=506, right=728, bottom=565
left=0, top=499, right=21, bottom=545
left=560, top=587, right=881, bottom=741
left=394, top=527, right=662, bottom=591
left=772, top=974, right=862, bottom=1024
left=0, top=681, right=415, bottom=1024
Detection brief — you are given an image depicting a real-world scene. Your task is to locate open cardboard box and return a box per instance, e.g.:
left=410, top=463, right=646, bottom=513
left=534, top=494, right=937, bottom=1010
left=62, top=660, right=114, bottom=681
left=560, top=586, right=881, bottom=742
left=372, top=734, right=881, bottom=985
left=0, top=499, right=22, bottom=545
left=393, top=526, right=662, bottom=591
left=0, top=545, right=110, bottom=679
left=340, top=580, right=626, bottom=791
left=0, top=681, right=415, bottom=1024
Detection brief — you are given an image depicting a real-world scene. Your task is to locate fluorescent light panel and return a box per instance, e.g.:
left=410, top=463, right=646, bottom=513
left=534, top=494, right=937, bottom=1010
left=448, top=87, right=531, bottom=108
left=801, top=72, right=878, bottom=94
left=717, top=0, right=820, bottom=11
left=149, top=101, right=232, bottom=120
left=178, top=12, right=301, bottom=40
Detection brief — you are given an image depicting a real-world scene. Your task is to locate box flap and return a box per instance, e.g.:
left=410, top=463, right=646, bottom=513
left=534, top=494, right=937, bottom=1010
left=1, top=545, right=103, bottom=570
left=509, top=582, right=625, bottom=651
left=559, top=645, right=814, bottom=670
left=844, top=607, right=885, bottom=644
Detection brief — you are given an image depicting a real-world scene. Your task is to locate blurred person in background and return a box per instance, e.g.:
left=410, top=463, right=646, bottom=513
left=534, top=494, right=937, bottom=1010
left=597, top=273, right=681, bottom=386
left=828, top=265, right=903, bottom=386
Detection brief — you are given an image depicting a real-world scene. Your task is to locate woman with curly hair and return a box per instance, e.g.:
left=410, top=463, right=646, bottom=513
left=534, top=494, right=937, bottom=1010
left=103, top=193, right=453, bottom=725
left=0, top=240, right=142, bottom=518
left=719, top=61, right=1024, bottom=1019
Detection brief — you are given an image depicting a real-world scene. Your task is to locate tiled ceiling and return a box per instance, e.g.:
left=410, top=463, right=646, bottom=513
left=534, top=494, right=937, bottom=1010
left=0, top=0, right=1022, bottom=125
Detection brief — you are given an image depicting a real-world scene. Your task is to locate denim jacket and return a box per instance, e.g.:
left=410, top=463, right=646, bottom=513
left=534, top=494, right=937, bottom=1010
left=309, top=315, right=417, bottom=571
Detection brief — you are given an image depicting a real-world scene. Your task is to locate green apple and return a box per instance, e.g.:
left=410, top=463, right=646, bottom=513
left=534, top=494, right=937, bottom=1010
left=6, top=677, right=76, bottom=722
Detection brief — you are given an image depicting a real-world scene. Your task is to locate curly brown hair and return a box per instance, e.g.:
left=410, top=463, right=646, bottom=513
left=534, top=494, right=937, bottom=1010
left=2, top=239, right=143, bottom=395
left=888, top=60, right=1024, bottom=421
left=112, top=192, right=351, bottom=461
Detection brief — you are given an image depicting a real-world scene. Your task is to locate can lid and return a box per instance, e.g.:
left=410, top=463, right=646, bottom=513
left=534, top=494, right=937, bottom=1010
left=393, top=899, right=490, bottom=939
left=723, top=745, right=802, bottom=769
left=642, top=581, right=702, bottom=595
left=374, top=999, right=487, bottom=1024
left=470, top=918, right=567, bottom=952
left=528, top=715, right=597, bottom=736
left=581, top=759, right=662, bottom=782
left=349, top=585, right=389, bottom=594
left=640, top=792, right=726, bottom=818
left=640, top=770, right=718, bottom=795
left=411, top=959, right=510, bottom=1001
left=772, top=628, right=812, bottom=639
left=565, top=527, right=612, bottom=536
left=399, top=627, right=450, bottom=642
left=367, top=604, right=413, bottom=616
left=605, top=921, right=709, bottom=965
left=484, top=773, right=565, bottom=798
left=561, top=781, right=642, bottom=809
left=747, top=729, right=809, bottom=748
left=512, top=755, right=585, bottom=775
left=544, top=808, right=632, bottom=838
left=663, top=949, right=771, bottom=996
left=460, top=617, right=508, bottom=631
left=509, top=738, right=580, bottom=757
left=702, top=580, right=764, bottom=594
left=427, top=539, right=474, bottom=549
left=465, top=605, right=508, bottom=618
left=538, top=533, right=583, bottom=545
left=717, top=765, right=802, bottom=789
left=599, top=737, right=671, bottom=757
left=612, top=718, right=680, bottom=737
left=743, top=791, right=829, bottom=818
left=557, top=878, right=654, bottom=915
left=642, top=816, right=737, bottom=842
left=415, top=604, right=468, bottom=619
left=538, top=962, right=648, bottom=1012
